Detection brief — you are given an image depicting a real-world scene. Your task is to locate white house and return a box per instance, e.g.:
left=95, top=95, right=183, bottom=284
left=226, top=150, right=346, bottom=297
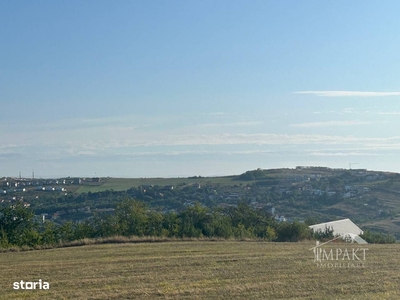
left=309, top=218, right=367, bottom=244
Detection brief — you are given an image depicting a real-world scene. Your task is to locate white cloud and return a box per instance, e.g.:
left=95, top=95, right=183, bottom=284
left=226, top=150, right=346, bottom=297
left=308, top=151, right=379, bottom=157
left=198, top=121, right=262, bottom=128
left=64, top=133, right=400, bottom=149
left=290, top=120, right=372, bottom=128
left=206, top=112, right=227, bottom=116
left=294, top=91, right=400, bottom=97
left=129, top=150, right=275, bottom=156
left=0, top=144, right=18, bottom=150
left=378, top=111, right=400, bottom=115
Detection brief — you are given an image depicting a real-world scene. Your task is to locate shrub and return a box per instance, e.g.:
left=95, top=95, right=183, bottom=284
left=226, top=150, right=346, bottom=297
left=360, top=230, right=396, bottom=244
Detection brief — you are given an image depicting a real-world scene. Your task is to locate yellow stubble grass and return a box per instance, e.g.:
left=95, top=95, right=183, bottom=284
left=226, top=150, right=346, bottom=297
left=0, top=241, right=399, bottom=299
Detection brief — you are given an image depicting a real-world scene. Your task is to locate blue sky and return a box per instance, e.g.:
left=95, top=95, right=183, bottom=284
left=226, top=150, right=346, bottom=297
left=1, top=1, right=400, bottom=177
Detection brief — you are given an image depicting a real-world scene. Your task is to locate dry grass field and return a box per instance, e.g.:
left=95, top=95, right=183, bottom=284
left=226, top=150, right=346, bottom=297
left=0, top=241, right=399, bottom=299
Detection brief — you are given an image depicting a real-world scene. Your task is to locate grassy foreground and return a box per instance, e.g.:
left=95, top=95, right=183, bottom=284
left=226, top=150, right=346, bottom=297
left=1, top=241, right=399, bottom=299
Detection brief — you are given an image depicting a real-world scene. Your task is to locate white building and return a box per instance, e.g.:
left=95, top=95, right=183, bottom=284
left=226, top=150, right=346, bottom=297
left=309, top=218, right=367, bottom=244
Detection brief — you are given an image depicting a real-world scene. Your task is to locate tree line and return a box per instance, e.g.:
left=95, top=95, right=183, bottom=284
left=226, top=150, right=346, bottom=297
left=0, top=199, right=395, bottom=248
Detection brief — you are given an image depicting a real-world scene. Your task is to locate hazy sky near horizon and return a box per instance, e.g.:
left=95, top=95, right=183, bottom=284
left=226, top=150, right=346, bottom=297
left=1, top=1, right=400, bottom=178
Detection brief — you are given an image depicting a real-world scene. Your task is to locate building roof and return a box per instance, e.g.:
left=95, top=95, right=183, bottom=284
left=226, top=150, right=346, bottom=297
left=309, top=218, right=364, bottom=236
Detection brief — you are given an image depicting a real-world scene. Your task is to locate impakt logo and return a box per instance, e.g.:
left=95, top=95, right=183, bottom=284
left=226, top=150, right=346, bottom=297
left=13, top=279, right=50, bottom=290
left=309, top=236, right=369, bottom=268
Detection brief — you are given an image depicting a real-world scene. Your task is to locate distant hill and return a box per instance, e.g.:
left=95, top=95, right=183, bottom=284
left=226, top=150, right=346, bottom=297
left=2, top=166, right=400, bottom=238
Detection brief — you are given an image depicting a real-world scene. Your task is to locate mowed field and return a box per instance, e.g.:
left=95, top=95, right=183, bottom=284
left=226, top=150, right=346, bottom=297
left=1, top=241, right=400, bottom=299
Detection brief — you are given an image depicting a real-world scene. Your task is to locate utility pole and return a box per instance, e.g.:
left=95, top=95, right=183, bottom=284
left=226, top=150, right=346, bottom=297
left=349, top=163, right=360, bottom=170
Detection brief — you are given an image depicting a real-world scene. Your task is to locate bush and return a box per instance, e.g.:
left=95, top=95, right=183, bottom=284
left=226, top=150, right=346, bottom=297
left=312, top=226, right=334, bottom=241
left=360, top=230, right=396, bottom=244
left=276, top=221, right=312, bottom=242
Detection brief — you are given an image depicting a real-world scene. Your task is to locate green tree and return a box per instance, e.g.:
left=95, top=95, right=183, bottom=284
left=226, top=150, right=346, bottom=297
left=0, top=203, right=38, bottom=246
left=40, top=221, right=57, bottom=245
left=265, top=226, right=277, bottom=241
left=225, top=202, right=275, bottom=238
left=207, top=211, right=233, bottom=238
left=115, top=199, right=148, bottom=236
left=276, top=221, right=311, bottom=242
left=146, top=211, right=163, bottom=236
left=58, top=221, right=75, bottom=242
left=94, top=214, right=120, bottom=237
left=178, top=203, right=211, bottom=237
left=162, top=212, right=179, bottom=237
left=73, top=220, right=96, bottom=240
left=360, top=230, right=396, bottom=244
